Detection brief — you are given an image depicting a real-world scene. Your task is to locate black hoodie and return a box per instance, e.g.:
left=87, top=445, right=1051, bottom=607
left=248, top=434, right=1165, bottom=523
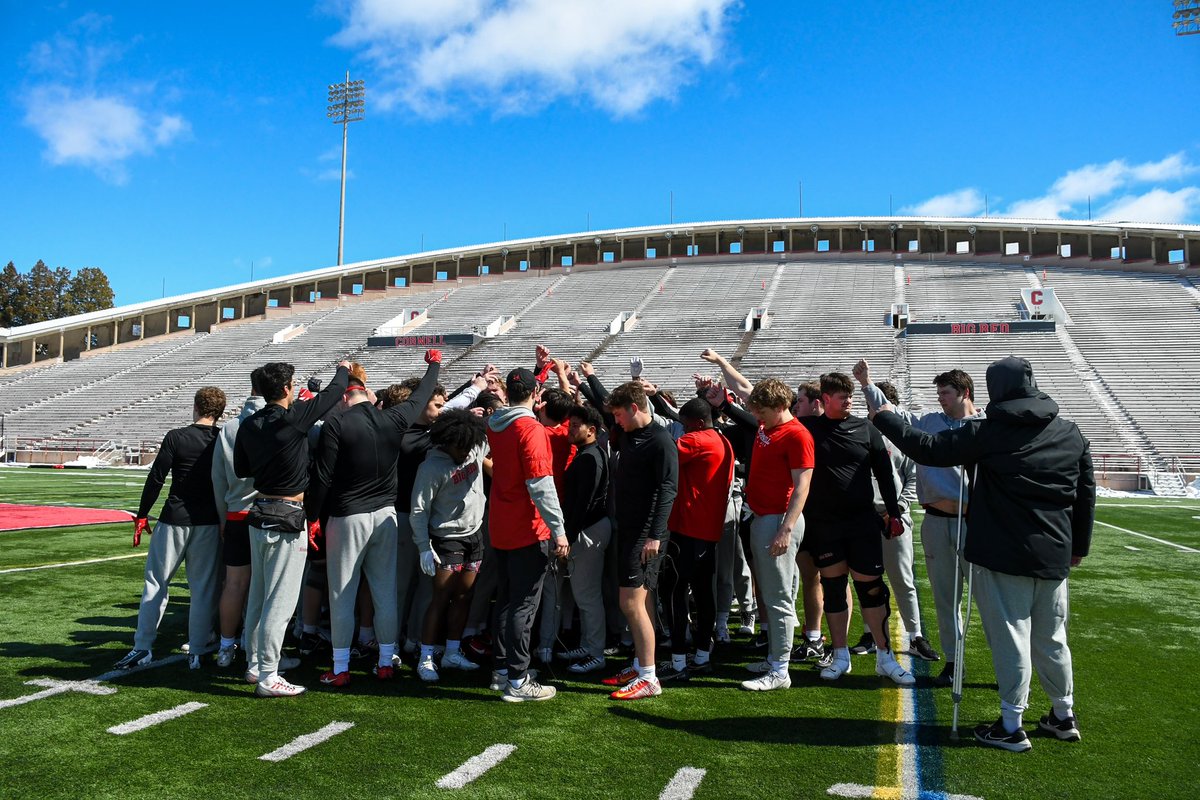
left=873, top=356, right=1095, bottom=580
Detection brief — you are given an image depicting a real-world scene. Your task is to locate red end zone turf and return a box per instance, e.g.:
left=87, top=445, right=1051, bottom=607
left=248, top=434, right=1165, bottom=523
left=0, top=503, right=133, bottom=531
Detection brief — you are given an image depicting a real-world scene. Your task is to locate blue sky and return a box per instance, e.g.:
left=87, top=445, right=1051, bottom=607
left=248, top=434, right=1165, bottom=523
left=2, top=1, right=1198, bottom=306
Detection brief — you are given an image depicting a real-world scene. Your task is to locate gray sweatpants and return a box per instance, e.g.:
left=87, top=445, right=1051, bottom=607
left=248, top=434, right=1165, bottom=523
left=133, top=522, right=220, bottom=654
left=716, top=491, right=754, bottom=618
left=881, top=513, right=921, bottom=637
left=245, top=526, right=307, bottom=679
left=972, top=565, right=1075, bottom=717
left=396, top=513, right=432, bottom=643
left=921, top=513, right=968, bottom=658
left=550, top=518, right=611, bottom=659
left=749, top=513, right=802, bottom=664
left=327, top=508, right=399, bottom=650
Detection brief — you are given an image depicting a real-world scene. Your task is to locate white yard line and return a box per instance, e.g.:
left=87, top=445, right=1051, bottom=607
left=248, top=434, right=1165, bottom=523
left=659, top=767, right=707, bottom=800
left=1098, top=503, right=1199, bottom=509
left=436, top=744, right=517, bottom=789
left=0, top=553, right=144, bottom=575
left=0, top=654, right=184, bottom=711
left=108, top=701, right=207, bottom=735
left=1124, top=546, right=1141, bottom=552
left=1094, top=520, right=1199, bottom=553
left=259, top=721, right=355, bottom=762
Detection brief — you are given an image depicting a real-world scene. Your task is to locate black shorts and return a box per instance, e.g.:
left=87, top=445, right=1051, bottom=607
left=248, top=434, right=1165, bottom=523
left=618, top=530, right=666, bottom=590
left=432, top=534, right=484, bottom=572
left=222, top=518, right=251, bottom=567
left=805, top=510, right=885, bottom=576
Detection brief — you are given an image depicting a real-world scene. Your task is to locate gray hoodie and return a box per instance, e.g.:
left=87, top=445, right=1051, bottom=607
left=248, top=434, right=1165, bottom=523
left=212, top=395, right=266, bottom=518
left=862, top=382, right=984, bottom=508
left=409, top=445, right=488, bottom=552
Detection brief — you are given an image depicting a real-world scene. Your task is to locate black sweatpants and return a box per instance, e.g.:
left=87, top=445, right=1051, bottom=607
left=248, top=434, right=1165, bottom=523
left=659, top=532, right=718, bottom=655
left=493, top=540, right=550, bottom=682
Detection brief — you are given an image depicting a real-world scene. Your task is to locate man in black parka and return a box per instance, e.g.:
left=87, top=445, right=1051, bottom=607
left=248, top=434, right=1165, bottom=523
left=874, top=356, right=1095, bottom=752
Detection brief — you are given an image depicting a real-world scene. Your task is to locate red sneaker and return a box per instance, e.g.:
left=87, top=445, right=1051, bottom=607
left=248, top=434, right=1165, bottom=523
left=319, top=670, right=350, bottom=687
left=373, top=665, right=394, bottom=681
left=610, top=676, right=662, bottom=701
left=602, top=665, right=639, bottom=686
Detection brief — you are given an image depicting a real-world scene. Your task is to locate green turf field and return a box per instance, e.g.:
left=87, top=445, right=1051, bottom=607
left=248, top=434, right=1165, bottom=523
left=1, top=467, right=1198, bottom=799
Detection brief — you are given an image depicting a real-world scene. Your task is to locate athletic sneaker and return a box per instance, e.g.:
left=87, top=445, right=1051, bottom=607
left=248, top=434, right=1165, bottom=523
left=188, top=654, right=202, bottom=670
left=255, top=675, right=306, bottom=697
left=490, top=668, right=538, bottom=691
left=908, top=636, right=940, bottom=662
left=714, top=626, right=731, bottom=644
left=216, top=643, right=239, bottom=668
left=373, top=665, right=395, bottom=681
left=737, top=613, right=756, bottom=637
left=298, top=632, right=330, bottom=656
left=687, top=657, right=714, bottom=677
left=350, top=640, right=379, bottom=660
left=464, top=634, right=492, bottom=660
left=745, top=660, right=772, bottom=675
left=656, top=662, right=690, bottom=683
left=741, top=630, right=768, bottom=653
left=610, top=676, right=662, bottom=700
left=441, top=651, right=480, bottom=671
left=820, top=652, right=852, bottom=681
left=114, top=649, right=153, bottom=670
left=741, top=670, right=791, bottom=691
left=568, top=656, right=606, bottom=674
left=792, top=638, right=826, bottom=662
left=417, top=656, right=439, bottom=682
left=973, top=718, right=1032, bottom=752
left=319, top=670, right=350, bottom=687
left=849, top=632, right=876, bottom=655
left=1038, top=710, right=1081, bottom=742
left=556, top=647, right=589, bottom=661
left=245, top=656, right=303, bottom=684
left=602, top=665, right=639, bottom=686
left=875, top=650, right=916, bottom=686
left=933, top=662, right=955, bottom=688
left=502, top=678, right=556, bottom=702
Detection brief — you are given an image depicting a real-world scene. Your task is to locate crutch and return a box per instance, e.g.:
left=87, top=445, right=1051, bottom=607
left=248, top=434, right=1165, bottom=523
left=949, top=465, right=975, bottom=741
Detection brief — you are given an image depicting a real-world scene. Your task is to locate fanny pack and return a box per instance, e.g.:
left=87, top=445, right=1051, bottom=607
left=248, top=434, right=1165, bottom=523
left=248, top=498, right=306, bottom=534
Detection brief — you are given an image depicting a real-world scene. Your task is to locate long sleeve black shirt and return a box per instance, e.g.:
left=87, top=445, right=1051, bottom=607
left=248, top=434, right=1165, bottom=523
left=307, top=362, right=441, bottom=520
left=615, top=423, right=679, bottom=542
left=561, top=441, right=609, bottom=538
left=799, top=414, right=900, bottom=520
left=138, top=423, right=221, bottom=525
left=234, top=366, right=350, bottom=496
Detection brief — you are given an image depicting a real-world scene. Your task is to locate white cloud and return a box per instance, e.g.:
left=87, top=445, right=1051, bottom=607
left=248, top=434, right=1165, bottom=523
left=329, top=0, right=739, bottom=117
left=20, top=15, right=187, bottom=184
left=900, top=188, right=984, bottom=217
left=1006, top=153, right=1197, bottom=219
left=1099, top=187, right=1200, bottom=223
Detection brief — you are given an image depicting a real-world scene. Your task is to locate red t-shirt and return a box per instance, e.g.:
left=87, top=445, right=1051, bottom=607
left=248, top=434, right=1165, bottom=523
left=487, top=414, right=555, bottom=550
left=668, top=428, right=735, bottom=542
left=545, top=420, right=577, bottom=496
left=746, top=417, right=815, bottom=515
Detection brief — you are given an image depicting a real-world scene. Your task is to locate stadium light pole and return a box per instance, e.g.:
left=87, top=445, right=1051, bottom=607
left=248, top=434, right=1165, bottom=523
left=327, top=72, right=366, bottom=266
left=1176, top=0, right=1200, bottom=35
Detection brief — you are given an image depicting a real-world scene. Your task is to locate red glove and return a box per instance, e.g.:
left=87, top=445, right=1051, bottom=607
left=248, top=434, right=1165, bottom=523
left=308, top=520, right=322, bottom=552
left=886, top=516, right=905, bottom=539
left=424, top=349, right=442, bottom=365
left=133, top=517, right=149, bottom=547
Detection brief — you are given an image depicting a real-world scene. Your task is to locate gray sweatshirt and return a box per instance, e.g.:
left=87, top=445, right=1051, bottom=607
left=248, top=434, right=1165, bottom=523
left=409, top=444, right=488, bottom=552
left=212, top=396, right=266, bottom=518
left=862, top=382, right=984, bottom=508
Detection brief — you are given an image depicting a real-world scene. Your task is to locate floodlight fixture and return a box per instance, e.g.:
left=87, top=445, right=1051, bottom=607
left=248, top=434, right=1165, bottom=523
left=327, top=71, right=366, bottom=266
left=1175, top=0, right=1200, bottom=34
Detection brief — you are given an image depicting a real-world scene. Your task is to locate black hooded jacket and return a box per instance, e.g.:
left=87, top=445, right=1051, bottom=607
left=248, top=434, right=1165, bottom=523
left=873, top=357, right=1095, bottom=580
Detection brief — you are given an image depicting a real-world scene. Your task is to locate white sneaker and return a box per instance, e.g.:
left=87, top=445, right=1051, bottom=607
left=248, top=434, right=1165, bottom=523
left=244, top=656, right=301, bottom=684
left=417, top=656, right=440, bottom=682
left=490, top=668, right=538, bottom=691
left=737, top=613, right=756, bottom=636
left=568, top=655, right=606, bottom=674
left=820, top=652, right=852, bottom=681
left=441, top=651, right=480, bottom=671
left=216, top=644, right=239, bottom=668
left=502, top=677, right=556, bottom=702
left=876, top=650, right=916, bottom=686
left=745, top=660, right=772, bottom=674
left=741, top=670, right=791, bottom=691
left=255, top=675, right=306, bottom=697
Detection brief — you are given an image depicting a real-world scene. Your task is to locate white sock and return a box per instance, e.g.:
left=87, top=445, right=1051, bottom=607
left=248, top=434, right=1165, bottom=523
left=378, top=642, right=396, bottom=667
left=806, top=629, right=822, bottom=642
left=220, top=636, right=237, bottom=650
left=358, top=627, right=375, bottom=644
left=509, top=675, right=527, bottom=689
left=693, top=649, right=710, bottom=666
left=1052, top=699, right=1074, bottom=720
left=1001, top=708, right=1023, bottom=734
left=446, top=639, right=461, bottom=655
left=631, top=657, right=641, bottom=672
left=638, top=662, right=656, bottom=681
left=768, top=659, right=786, bottom=673
left=671, top=654, right=687, bottom=670
left=834, top=646, right=850, bottom=661
left=333, top=647, right=350, bottom=675
left=420, top=644, right=435, bottom=661
left=716, top=613, right=728, bottom=627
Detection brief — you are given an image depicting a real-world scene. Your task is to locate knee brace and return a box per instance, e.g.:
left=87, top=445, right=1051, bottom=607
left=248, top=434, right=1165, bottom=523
left=854, top=577, right=890, bottom=610
left=820, top=574, right=850, bottom=614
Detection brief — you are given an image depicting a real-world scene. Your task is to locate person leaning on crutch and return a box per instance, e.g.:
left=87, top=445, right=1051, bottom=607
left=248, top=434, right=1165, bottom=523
left=873, top=356, right=1095, bottom=753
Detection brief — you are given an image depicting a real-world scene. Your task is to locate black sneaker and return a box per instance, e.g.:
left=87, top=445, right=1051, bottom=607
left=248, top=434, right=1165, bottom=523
left=1038, top=710, right=1081, bottom=742
left=741, top=631, right=769, bottom=653
left=849, top=632, right=876, bottom=656
left=114, top=649, right=152, bottom=670
left=908, top=635, right=940, bottom=662
left=350, top=639, right=379, bottom=660
left=933, top=662, right=955, bottom=688
left=657, top=662, right=691, bottom=683
left=792, top=638, right=826, bottom=662
left=687, top=658, right=713, bottom=677
left=973, top=718, right=1032, bottom=752
left=299, top=632, right=330, bottom=656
